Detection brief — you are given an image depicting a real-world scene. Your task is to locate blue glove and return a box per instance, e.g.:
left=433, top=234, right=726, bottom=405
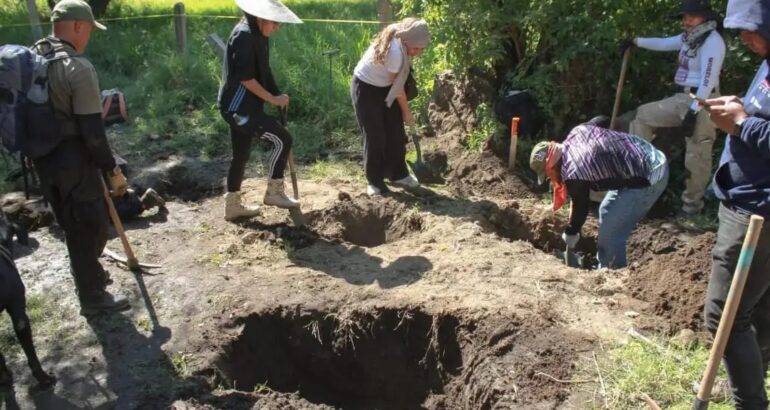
left=562, top=232, right=579, bottom=248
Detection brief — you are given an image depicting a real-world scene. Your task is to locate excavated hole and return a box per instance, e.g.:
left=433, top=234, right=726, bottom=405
left=307, top=197, right=423, bottom=247
left=214, top=308, right=462, bottom=410
left=484, top=202, right=598, bottom=268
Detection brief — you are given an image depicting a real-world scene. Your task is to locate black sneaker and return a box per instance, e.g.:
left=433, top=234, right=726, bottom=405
left=80, top=292, right=130, bottom=315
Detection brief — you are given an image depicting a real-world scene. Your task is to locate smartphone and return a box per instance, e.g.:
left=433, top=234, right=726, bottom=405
left=689, top=93, right=712, bottom=110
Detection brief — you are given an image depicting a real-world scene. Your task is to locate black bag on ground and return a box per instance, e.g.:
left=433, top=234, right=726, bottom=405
left=494, top=89, right=543, bottom=138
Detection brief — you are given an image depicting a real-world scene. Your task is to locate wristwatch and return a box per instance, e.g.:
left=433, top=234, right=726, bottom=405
left=735, top=118, right=746, bottom=136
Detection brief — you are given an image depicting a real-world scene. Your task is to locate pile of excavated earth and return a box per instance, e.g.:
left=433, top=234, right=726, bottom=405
left=0, top=72, right=715, bottom=409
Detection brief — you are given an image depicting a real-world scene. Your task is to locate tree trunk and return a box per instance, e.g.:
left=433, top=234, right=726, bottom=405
left=88, top=0, right=110, bottom=17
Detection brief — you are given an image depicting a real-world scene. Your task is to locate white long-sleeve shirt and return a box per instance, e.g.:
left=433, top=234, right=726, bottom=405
left=636, top=30, right=725, bottom=111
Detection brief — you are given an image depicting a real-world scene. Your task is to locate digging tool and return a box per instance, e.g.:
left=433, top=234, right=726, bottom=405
left=508, top=117, right=520, bottom=170
left=100, top=177, right=141, bottom=271
left=279, top=107, right=307, bottom=227
left=692, top=215, right=764, bottom=410
left=610, top=48, right=631, bottom=130
left=406, top=126, right=436, bottom=183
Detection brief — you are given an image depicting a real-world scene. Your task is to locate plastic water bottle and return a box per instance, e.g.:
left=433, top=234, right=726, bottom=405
left=232, top=113, right=249, bottom=126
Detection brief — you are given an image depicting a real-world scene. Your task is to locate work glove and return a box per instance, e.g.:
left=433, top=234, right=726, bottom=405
left=109, top=168, right=129, bottom=197
left=618, top=37, right=636, bottom=57
left=562, top=232, right=580, bottom=248
left=682, top=109, right=698, bottom=137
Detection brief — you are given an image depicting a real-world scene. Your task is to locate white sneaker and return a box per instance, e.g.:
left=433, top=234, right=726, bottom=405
left=391, top=174, right=420, bottom=188
left=367, top=184, right=382, bottom=196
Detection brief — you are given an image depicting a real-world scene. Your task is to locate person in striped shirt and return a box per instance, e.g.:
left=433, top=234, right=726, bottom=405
left=530, top=117, right=669, bottom=269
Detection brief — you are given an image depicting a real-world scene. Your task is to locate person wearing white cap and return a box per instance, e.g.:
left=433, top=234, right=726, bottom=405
left=217, top=0, right=303, bottom=221
left=351, top=17, right=431, bottom=196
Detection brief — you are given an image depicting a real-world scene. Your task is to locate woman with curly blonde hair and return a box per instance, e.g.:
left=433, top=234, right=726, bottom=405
left=351, top=17, right=430, bottom=196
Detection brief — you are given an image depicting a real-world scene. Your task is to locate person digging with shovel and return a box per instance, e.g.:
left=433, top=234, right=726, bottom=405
left=529, top=117, right=669, bottom=269
left=621, top=0, right=725, bottom=218
left=351, top=17, right=430, bottom=196
left=696, top=0, right=770, bottom=407
left=217, top=0, right=302, bottom=221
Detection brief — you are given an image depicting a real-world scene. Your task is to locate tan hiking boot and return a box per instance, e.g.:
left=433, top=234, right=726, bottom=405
left=263, top=179, right=300, bottom=209
left=224, top=191, right=260, bottom=221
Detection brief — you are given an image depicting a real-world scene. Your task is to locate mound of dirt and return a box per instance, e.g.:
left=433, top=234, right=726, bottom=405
left=448, top=151, right=537, bottom=200
left=626, top=223, right=716, bottom=334
left=427, top=71, right=494, bottom=157
left=306, top=195, right=423, bottom=247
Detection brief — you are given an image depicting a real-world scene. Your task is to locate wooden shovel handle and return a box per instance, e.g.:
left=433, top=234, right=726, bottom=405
left=100, top=178, right=139, bottom=270
left=695, top=215, right=765, bottom=407
left=610, top=49, right=631, bottom=131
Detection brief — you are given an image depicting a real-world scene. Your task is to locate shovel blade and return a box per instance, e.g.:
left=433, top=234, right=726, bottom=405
left=288, top=207, right=307, bottom=227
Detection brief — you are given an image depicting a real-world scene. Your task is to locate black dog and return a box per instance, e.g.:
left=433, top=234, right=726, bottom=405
left=0, top=212, right=55, bottom=390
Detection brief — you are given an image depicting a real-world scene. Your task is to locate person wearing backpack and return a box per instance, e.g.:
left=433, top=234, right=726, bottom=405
left=31, top=0, right=130, bottom=314
left=620, top=0, right=725, bottom=218
left=217, top=0, right=303, bottom=221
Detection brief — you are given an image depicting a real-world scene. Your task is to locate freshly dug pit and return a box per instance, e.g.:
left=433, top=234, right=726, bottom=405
left=483, top=200, right=598, bottom=265
left=307, top=195, right=423, bottom=247
left=131, top=155, right=228, bottom=202
left=213, top=308, right=462, bottom=410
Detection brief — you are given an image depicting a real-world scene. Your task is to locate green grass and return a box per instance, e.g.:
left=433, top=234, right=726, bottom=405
left=0, top=0, right=391, bottom=170
left=581, top=337, right=740, bottom=409
left=0, top=293, right=69, bottom=358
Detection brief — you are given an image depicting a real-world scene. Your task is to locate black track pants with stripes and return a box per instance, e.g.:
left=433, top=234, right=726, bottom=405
left=224, top=111, right=292, bottom=192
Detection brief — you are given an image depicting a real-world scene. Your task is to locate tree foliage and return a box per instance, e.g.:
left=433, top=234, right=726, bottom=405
left=398, top=0, right=760, bottom=136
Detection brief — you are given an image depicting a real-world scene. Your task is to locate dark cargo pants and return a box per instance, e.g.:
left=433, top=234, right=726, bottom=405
left=34, top=140, right=110, bottom=303
left=705, top=203, right=770, bottom=410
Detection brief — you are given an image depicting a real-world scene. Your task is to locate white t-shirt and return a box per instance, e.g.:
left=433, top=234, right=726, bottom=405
left=637, top=30, right=725, bottom=111
left=353, top=38, right=404, bottom=87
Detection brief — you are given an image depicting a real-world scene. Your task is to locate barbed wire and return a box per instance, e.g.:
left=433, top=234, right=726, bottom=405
left=1, top=13, right=381, bottom=28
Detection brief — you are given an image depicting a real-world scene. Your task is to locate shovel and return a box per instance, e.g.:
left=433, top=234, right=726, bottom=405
left=100, top=178, right=160, bottom=271
left=406, top=126, right=436, bottom=183
left=279, top=107, right=307, bottom=227
left=692, top=215, right=765, bottom=410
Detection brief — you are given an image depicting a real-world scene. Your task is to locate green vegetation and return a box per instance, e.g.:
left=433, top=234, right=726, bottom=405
left=580, top=337, right=735, bottom=409
left=0, top=293, right=68, bottom=357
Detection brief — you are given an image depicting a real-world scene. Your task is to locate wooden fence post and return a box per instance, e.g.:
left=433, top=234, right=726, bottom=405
left=174, top=2, right=187, bottom=56
left=26, top=0, right=43, bottom=41
left=376, top=0, right=392, bottom=30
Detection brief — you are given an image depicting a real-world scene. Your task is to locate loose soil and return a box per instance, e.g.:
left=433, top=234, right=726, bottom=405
left=0, top=72, right=719, bottom=410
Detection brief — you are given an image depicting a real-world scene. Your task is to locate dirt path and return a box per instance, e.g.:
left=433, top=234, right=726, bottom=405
left=2, top=176, right=656, bottom=410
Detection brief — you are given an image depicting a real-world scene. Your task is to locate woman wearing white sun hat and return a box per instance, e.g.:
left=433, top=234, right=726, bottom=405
left=217, top=0, right=303, bottom=221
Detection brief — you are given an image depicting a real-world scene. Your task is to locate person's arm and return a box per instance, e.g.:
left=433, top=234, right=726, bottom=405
left=565, top=180, right=591, bottom=235
left=389, top=72, right=414, bottom=126
left=635, top=35, right=682, bottom=52
left=230, top=30, right=285, bottom=107
left=692, top=34, right=726, bottom=110
left=69, top=65, right=115, bottom=172
left=240, top=79, right=284, bottom=107
left=737, top=117, right=770, bottom=160
left=257, top=38, right=281, bottom=96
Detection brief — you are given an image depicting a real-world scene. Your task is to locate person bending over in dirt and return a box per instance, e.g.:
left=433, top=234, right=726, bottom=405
left=529, top=117, right=669, bottom=269
left=699, top=1, right=770, bottom=407
left=109, top=155, right=166, bottom=221
left=217, top=0, right=303, bottom=221
left=351, top=17, right=430, bottom=196
left=31, top=0, right=130, bottom=314
left=620, top=0, right=725, bottom=218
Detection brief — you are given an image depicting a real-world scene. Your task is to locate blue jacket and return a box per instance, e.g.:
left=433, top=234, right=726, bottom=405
left=713, top=0, right=770, bottom=216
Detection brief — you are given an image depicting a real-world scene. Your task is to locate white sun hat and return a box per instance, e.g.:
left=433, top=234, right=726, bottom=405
left=234, top=0, right=303, bottom=24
